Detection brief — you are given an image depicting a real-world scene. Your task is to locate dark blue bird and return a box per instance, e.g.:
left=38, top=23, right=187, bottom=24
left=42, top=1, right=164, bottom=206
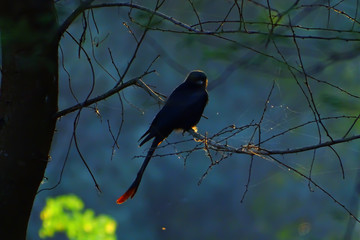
left=117, top=70, right=208, bottom=204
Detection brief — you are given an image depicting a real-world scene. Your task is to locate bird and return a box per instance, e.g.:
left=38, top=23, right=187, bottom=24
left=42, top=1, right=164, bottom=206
left=116, top=70, right=209, bottom=204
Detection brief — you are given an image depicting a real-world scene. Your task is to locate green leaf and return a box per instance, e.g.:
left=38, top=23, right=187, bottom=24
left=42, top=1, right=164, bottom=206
left=39, top=194, right=117, bottom=240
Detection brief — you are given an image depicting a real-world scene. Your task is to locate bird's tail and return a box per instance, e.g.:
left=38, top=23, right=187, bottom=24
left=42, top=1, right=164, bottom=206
left=116, top=137, right=163, bottom=204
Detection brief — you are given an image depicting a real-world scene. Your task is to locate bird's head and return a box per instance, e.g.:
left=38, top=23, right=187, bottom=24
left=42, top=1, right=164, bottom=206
left=186, top=70, right=208, bottom=89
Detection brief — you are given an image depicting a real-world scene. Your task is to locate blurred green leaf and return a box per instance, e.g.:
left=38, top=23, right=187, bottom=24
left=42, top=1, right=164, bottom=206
left=39, top=194, right=117, bottom=240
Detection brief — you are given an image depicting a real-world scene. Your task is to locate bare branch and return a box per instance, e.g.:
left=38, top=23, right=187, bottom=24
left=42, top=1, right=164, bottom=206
left=188, top=128, right=360, bottom=157
left=54, top=71, right=155, bottom=119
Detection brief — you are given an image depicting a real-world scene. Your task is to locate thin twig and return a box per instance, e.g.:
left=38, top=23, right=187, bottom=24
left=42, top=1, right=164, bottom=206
left=240, top=156, right=254, bottom=203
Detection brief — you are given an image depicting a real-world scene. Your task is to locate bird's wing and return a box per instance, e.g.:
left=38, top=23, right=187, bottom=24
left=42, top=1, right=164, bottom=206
left=139, top=84, right=207, bottom=145
left=152, top=88, right=206, bottom=128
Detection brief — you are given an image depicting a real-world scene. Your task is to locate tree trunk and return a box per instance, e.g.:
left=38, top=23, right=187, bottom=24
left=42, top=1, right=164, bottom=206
left=0, top=1, right=58, bottom=238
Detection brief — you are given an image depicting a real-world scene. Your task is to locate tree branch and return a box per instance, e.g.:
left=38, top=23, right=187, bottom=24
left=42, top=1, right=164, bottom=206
left=55, top=1, right=202, bottom=45
left=54, top=71, right=154, bottom=119
left=189, top=129, right=360, bottom=156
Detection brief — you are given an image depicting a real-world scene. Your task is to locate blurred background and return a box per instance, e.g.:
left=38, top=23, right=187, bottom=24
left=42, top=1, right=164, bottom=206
left=28, top=0, right=360, bottom=239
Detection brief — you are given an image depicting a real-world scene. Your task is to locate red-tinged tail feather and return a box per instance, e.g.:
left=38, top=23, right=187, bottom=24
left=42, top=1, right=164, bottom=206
left=116, top=184, right=138, bottom=204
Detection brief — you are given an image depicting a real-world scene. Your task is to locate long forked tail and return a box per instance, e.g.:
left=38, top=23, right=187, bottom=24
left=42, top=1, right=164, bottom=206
left=116, top=137, right=163, bottom=204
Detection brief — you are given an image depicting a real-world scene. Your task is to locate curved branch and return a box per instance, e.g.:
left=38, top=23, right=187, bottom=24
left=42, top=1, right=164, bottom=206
left=55, top=1, right=201, bottom=45
left=55, top=0, right=95, bottom=44
left=54, top=71, right=154, bottom=119
left=87, top=3, right=200, bottom=32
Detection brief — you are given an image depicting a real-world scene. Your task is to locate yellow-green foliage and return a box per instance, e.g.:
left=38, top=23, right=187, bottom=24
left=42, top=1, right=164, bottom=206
left=39, top=194, right=117, bottom=240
